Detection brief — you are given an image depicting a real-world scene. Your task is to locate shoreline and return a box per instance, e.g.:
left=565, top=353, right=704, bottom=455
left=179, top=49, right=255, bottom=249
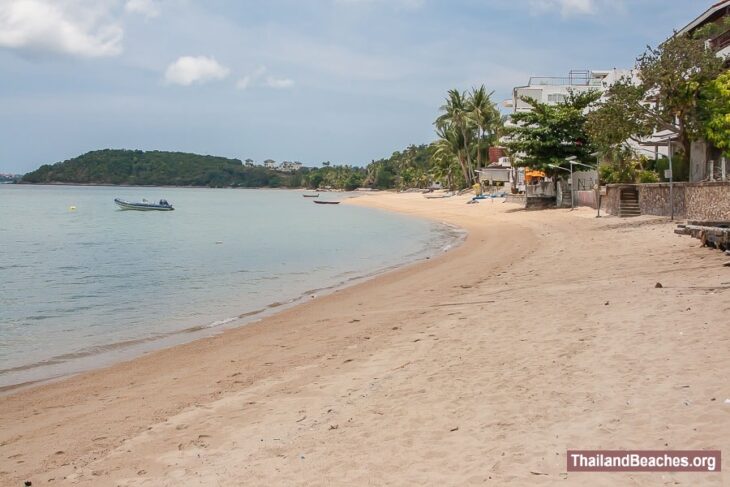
left=0, top=196, right=464, bottom=394
left=2, top=192, right=728, bottom=486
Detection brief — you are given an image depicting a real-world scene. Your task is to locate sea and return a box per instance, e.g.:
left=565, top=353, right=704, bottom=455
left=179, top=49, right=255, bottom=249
left=0, top=185, right=462, bottom=389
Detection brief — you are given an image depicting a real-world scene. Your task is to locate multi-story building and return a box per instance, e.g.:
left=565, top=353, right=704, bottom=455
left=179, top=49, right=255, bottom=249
left=505, top=69, right=631, bottom=113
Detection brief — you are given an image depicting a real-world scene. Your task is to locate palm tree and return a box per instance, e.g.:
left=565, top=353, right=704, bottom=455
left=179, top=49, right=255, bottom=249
left=436, top=89, right=476, bottom=184
left=430, top=139, right=460, bottom=190
left=469, top=85, right=502, bottom=170
left=435, top=123, right=470, bottom=186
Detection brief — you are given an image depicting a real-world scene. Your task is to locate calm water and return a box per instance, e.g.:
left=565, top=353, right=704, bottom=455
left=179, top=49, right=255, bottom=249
left=0, top=185, right=460, bottom=388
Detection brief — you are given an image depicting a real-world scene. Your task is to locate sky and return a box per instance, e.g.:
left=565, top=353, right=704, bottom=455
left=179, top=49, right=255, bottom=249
left=0, top=0, right=709, bottom=173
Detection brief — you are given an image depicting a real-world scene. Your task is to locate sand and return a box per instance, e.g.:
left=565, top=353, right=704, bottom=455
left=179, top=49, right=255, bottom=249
left=1, top=192, right=728, bottom=486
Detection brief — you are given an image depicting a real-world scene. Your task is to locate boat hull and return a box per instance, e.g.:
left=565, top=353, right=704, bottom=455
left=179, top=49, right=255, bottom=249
left=114, top=198, right=174, bottom=211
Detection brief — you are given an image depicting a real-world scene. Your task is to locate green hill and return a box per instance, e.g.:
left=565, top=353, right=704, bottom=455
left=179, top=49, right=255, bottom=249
left=21, top=149, right=292, bottom=187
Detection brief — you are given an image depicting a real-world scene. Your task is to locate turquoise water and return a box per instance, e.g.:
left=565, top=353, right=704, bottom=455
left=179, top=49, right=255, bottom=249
left=0, top=185, right=459, bottom=388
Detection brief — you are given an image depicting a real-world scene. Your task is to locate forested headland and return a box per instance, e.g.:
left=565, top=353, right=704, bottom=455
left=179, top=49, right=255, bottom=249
left=20, top=147, right=437, bottom=191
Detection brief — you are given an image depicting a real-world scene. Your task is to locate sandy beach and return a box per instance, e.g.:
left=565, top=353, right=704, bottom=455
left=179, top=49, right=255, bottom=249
left=1, top=192, right=728, bottom=486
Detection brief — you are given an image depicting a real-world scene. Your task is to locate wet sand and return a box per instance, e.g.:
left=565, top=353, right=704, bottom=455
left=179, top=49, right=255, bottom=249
left=1, top=192, right=728, bottom=486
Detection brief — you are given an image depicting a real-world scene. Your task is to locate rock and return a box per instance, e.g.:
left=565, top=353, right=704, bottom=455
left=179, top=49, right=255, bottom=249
left=723, top=261, right=730, bottom=267
left=655, top=282, right=663, bottom=288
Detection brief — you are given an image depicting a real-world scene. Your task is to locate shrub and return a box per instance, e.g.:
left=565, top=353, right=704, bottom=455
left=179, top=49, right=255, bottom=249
left=637, top=170, right=660, bottom=183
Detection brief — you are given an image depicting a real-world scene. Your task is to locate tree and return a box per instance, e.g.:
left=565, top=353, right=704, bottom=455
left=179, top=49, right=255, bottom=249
left=585, top=80, right=656, bottom=149
left=702, top=71, right=730, bottom=157
left=436, top=89, right=476, bottom=184
left=435, top=122, right=470, bottom=186
left=587, top=33, right=724, bottom=157
left=468, top=85, right=502, bottom=169
left=429, top=139, right=461, bottom=190
left=506, top=90, right=601, bottom=174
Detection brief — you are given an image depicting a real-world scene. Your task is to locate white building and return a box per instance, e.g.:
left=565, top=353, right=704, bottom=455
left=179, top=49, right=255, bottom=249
left=501, top=69, right=632, bottom=195
left=504, top=69, right=632, bottom=113
left=263, top=159, right=277, bottom=169
left=278, top=161, right=303, bottom=172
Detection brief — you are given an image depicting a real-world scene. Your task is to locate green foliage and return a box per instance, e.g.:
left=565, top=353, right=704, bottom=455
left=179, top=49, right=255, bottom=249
left=21, top=146, right=446, bottom=192
left=20, top=149, right=370, bottom=190
left=637, top=170, right=660, bottom=184
left=692, top=17, right=730, bottom=41
left=701, top=71, right=730, bottom=156
left=506, top=90, right=601, bottom=174
left=589, top=34, right=724, bottom=157
left=365, top=144, right=434, bottom=190
left=597, top=145, right=663, bottom=184
left=637, top=34, right=724, bottom=151
left=304, top=164, right=367, bottom=190
left=23, top=150, right=260, bottom=187
left=434, top=85, right=503, bottom=185
left=650, top=154, right=690, bottom=182
left=586, top=80, right=656, bottom=149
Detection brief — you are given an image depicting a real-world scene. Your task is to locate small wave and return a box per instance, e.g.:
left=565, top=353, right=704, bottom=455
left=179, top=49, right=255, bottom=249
left=206, top=316, right=239, bottom=328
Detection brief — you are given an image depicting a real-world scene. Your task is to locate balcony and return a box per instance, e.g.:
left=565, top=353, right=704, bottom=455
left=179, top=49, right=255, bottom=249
left=710, top=28, right=730, bottom=52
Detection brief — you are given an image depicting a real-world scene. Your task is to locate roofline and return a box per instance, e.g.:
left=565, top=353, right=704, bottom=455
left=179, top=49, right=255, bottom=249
left=677, top=1, right=730, bottom=36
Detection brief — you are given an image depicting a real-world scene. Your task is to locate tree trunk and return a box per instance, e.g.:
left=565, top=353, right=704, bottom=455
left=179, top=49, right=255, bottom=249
left=458, top=153, right=470, bottom=186
left=461, top=126, right=475, bottom=183
left=476, top=127, right=483, bottom=170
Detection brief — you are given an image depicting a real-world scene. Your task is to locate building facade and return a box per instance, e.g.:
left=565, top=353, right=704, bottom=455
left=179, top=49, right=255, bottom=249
left=505, top=69, right=631, bottom=113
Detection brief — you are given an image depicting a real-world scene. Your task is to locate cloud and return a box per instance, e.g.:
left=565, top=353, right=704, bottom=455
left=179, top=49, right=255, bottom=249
left=236, top=66, right=293, bottom=90
left=236, top=66, right=267, bottom=90
left=529, top=0, right=598, bottom=17
left=265, top=76, right=294, bottom=89
left=124, top=0, right=160, bottom=18
left=334, top=0, right=424, bottom=9
left=0, top=0, right=123, bottom=57
left=164, top=56, right=230, bottom=86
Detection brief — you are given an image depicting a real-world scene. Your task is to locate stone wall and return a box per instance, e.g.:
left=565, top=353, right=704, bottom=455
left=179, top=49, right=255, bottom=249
left=603, top=185, right=621, bottom=215
left=686, top=183, right=730, bottom=220
left=605, top=182, right=730, bottom=220
left=637, top=183, right=687, bottom=218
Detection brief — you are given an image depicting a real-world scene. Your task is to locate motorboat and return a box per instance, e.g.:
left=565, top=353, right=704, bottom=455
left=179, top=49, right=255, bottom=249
left=114, top=198, right=174, bottom=211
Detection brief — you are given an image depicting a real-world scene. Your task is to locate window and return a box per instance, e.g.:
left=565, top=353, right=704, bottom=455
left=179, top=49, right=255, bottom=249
left=547, top=93, right=567, bottom=103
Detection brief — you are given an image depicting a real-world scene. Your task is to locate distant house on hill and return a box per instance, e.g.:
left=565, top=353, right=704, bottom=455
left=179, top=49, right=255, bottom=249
left=279, top=161, right=303, bottom=172
left=244, top=158, right=254, bottom=167
left=263, top=159, right=276, bottom=169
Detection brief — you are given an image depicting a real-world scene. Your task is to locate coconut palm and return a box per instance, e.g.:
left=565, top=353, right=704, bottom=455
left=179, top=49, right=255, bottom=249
left=430, top=139, right=461, bottom=190
left=469, top=85, right=502, bottom=169
left=436, top=89, right=477, bottom=184
left=435, top=123, right=471, bottom=186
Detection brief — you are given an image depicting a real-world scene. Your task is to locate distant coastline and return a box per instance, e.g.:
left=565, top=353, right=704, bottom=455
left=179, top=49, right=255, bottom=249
left=17, top=144, right=436, bottom=191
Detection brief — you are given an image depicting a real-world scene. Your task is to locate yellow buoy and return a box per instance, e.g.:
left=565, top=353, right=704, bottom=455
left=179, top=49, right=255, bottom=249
left=69, top=206, right=77, bottom=211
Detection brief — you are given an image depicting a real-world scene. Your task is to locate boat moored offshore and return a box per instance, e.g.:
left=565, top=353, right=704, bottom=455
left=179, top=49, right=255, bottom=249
left=114, top=198, right=174, bottom=211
